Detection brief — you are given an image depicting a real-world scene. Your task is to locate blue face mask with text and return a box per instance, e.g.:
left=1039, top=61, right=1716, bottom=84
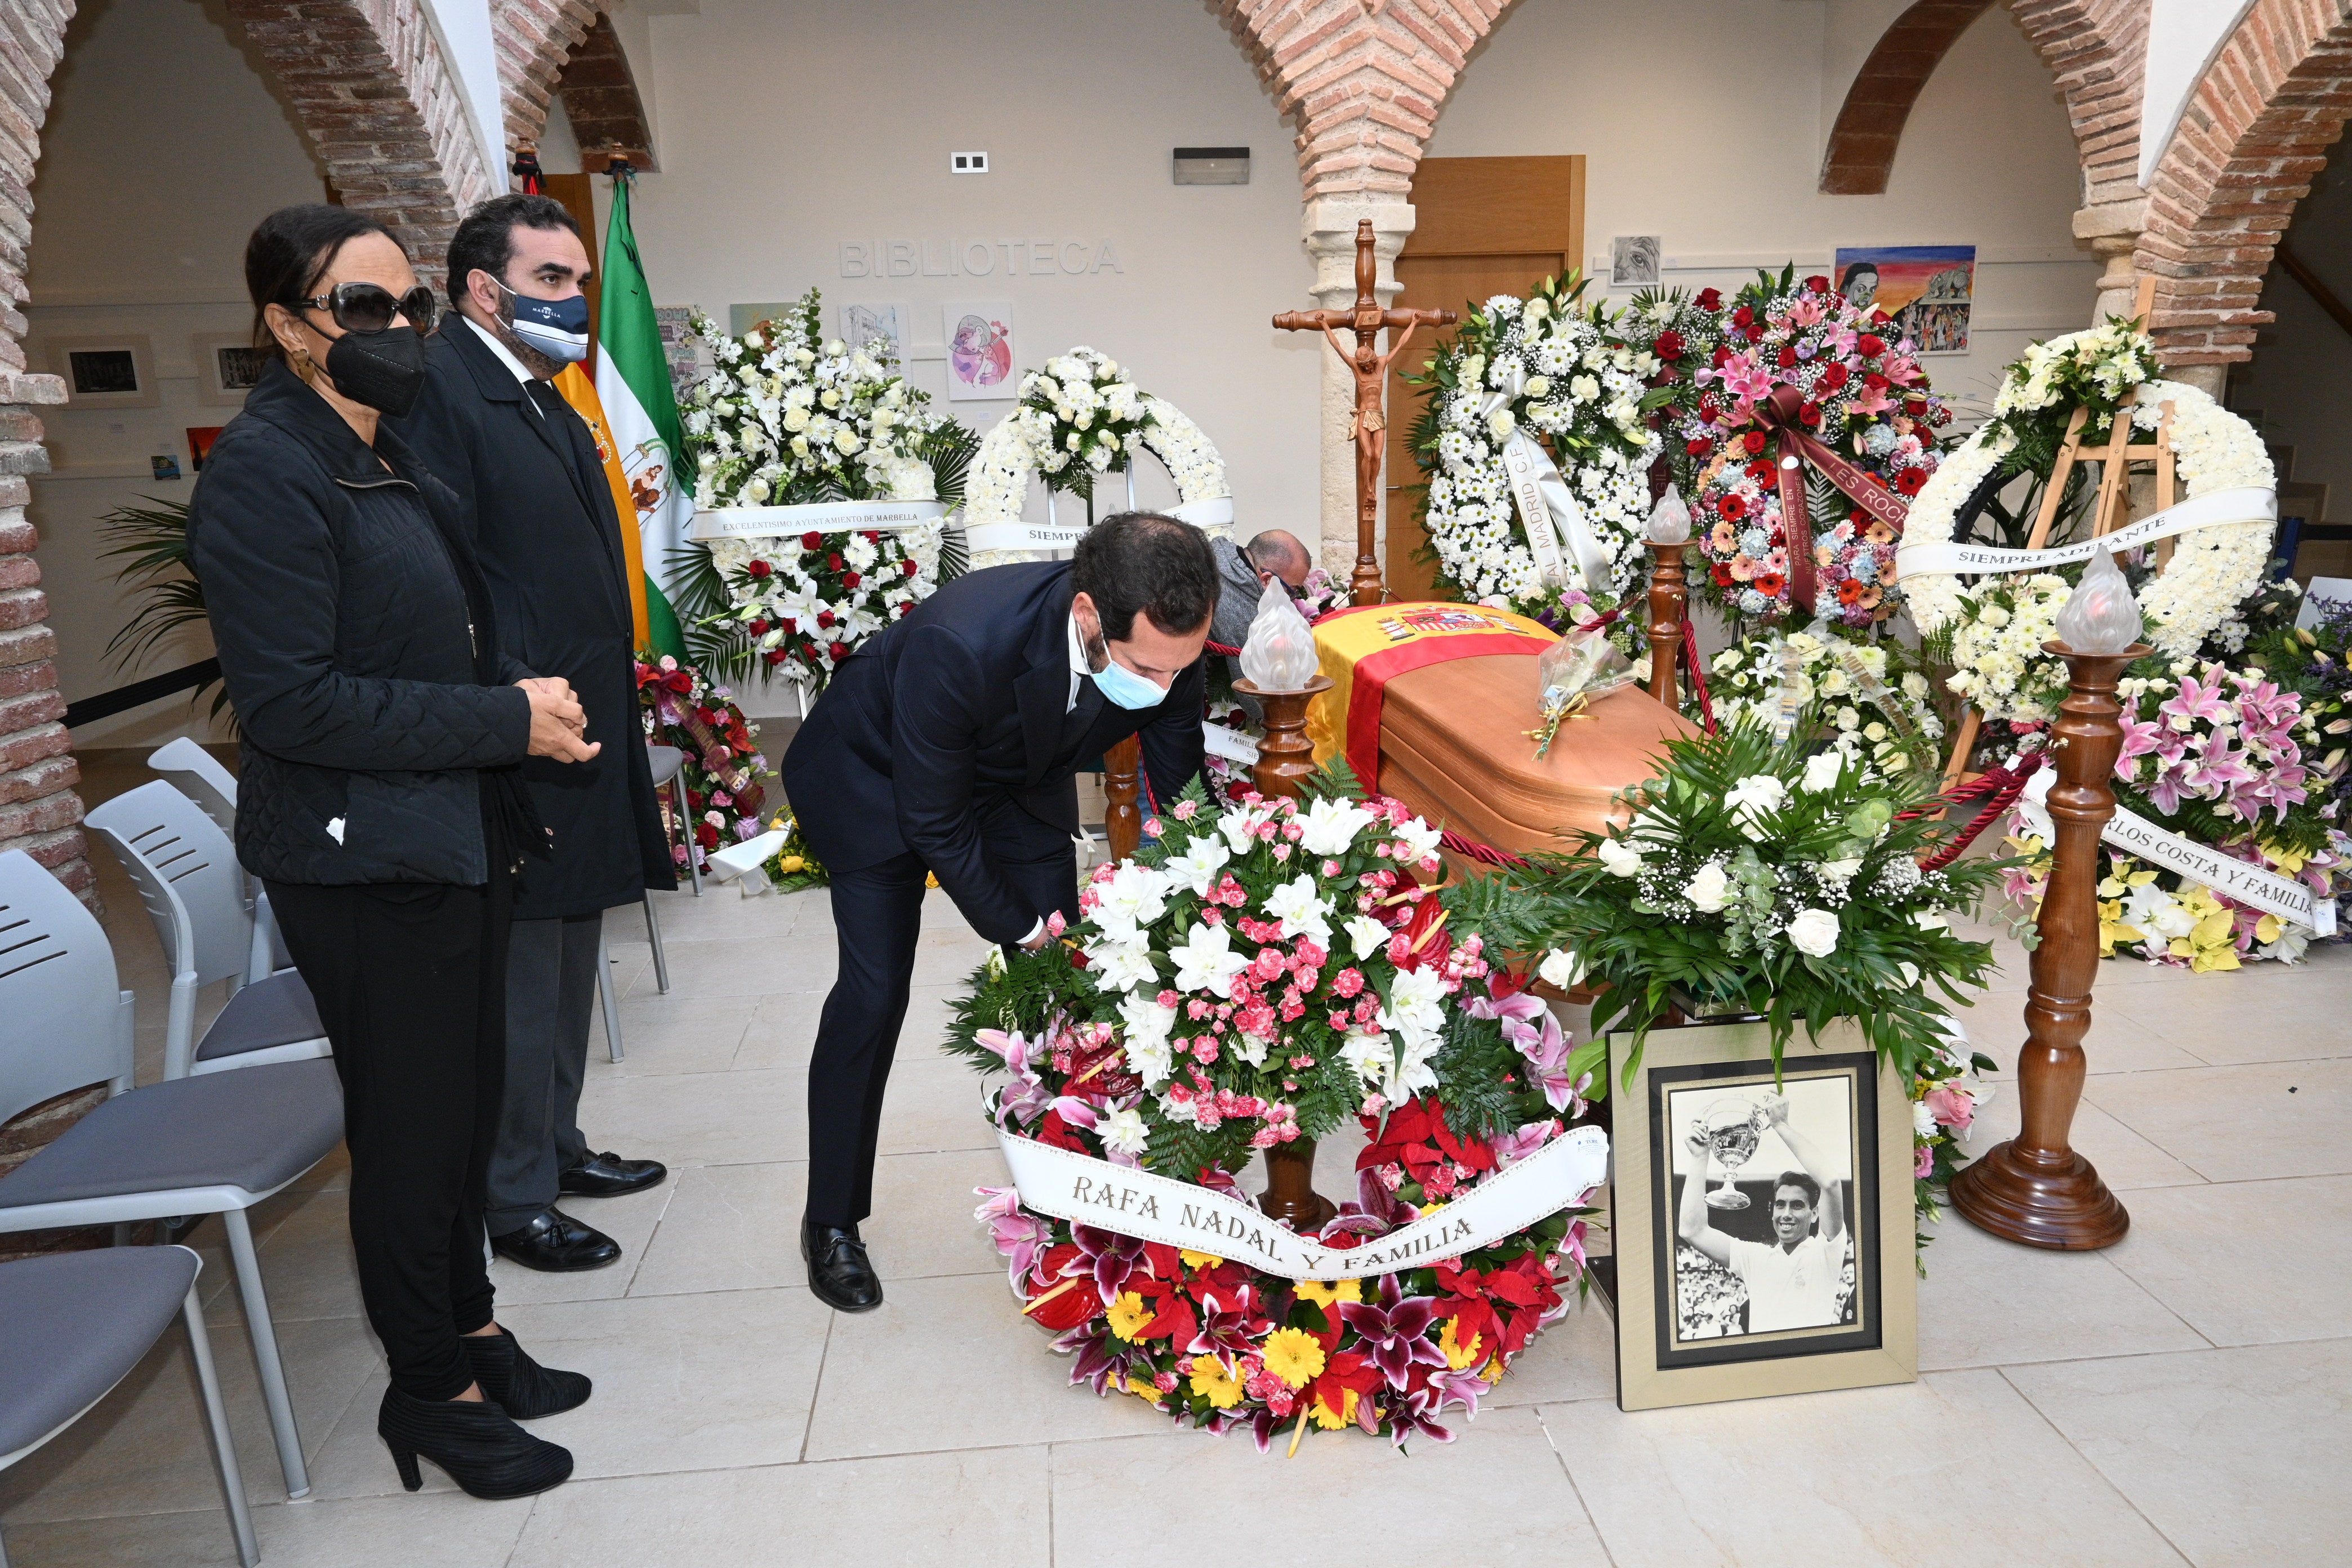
left=500, top=281, right=590, bottom=363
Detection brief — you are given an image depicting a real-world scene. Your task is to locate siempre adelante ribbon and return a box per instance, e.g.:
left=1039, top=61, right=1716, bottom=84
left=2017, top=769, right=2338, bottom=937
left=996, top=1125, right=1609, bottom=1281
left=1895, top=487, right=2277, bottom=580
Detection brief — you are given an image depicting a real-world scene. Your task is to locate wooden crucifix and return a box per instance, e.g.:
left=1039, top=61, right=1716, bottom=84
left=1275, top=220, right=1457, bottom=607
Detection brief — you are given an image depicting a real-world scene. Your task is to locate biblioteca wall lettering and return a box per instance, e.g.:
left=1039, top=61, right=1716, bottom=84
left=839, top=237, right=1125, bottom=279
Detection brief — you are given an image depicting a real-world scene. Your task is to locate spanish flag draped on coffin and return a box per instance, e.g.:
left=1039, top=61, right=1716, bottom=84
left=1304, top=602, right=1696, bottom=858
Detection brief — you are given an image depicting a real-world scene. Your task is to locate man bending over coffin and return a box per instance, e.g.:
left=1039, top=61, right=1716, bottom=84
left=783, top=513, right=1214, bottom=1311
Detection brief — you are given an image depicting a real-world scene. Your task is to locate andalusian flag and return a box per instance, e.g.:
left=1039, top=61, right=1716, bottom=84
left=593, top=166, right=690, bottom=660
left=551, top=364, right=652, bottom=647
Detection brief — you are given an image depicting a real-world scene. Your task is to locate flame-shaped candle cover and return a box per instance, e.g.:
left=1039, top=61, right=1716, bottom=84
left=1647, top=488, right=1693, bottom=545
left=1238, top=576, right=1322, bottom=692
left=2053, top=545, right=2141, bottom=654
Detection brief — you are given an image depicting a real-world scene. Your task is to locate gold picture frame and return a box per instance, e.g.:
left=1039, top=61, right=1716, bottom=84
left=1610, top=1018, right=1917, bottom=1411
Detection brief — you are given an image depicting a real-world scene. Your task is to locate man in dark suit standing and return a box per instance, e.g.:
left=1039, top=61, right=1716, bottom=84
left=786, top=514, right=1214, bottom=1310
left=391, top=194, right=674, bottom=1272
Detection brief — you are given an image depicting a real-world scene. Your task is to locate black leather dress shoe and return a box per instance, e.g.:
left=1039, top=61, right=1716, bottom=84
left=491, top=1209, right=621, bottom=1272
left=558, top=1150, right=669, bottom=1199
left=801, top=1220, right=883, bottom=1312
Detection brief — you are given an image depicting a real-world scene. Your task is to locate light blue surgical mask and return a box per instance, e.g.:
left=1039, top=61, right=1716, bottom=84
left=498, top=279, right=590, bottom=363
left=1086, top=635, right=1169, bottom=710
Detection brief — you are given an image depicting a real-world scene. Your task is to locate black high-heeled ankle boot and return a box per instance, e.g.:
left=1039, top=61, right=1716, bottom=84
left=460, top=1326, right=591, bottom=1419
left=377, top=1386, right=573, bottom=1500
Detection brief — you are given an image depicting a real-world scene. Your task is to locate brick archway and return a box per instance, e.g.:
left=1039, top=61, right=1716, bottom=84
left=2136, top=0, right=2352, bottom=371
left=491, top=0, right=600, bottom=158
left=1214, top=0, right=1521, bottom=200
left=1820, top=2, right=1996, bottom=195
left=2010, top=0, right=2149, bottom=204
left=222, top=0, right=498, bottom=287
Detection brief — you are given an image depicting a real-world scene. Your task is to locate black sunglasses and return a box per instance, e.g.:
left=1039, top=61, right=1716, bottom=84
left=297, top=281, right=438, bottom=335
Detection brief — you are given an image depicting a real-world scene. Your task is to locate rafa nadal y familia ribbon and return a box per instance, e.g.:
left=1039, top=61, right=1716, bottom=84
left=1758, top=385, right=1912, bottom=616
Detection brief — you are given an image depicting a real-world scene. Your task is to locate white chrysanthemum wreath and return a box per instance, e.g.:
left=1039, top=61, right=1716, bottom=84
left=1903, top=324, right=2274, bottom=662
left=1414, top=278, right=1661, bottom=616
left=961, top=348, right=1231, bottom=568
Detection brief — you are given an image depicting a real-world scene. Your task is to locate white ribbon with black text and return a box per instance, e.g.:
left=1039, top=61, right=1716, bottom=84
left=1895, top=487, right=2276, bottom=580
left=690, top=498, right=948, bottom=541
left=2018, top=768, right=2337, bottom=936
left=996, top=1125, right=1608, bottom=1280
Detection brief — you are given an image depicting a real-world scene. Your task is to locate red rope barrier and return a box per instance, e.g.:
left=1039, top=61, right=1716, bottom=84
left=1906, top=749, right=2048, bottom=872
left=1681, top=621, right=1715, bottom=734
left=1438, top=828, right=1531, bottom=868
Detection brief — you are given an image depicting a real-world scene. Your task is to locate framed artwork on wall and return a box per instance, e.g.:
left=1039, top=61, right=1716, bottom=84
left=1610, top=1017, right=1917, bottom=1411
left=942, top=301, right=1015, bottom=402
left=193, top=332, right=266, bottom=407
left=837, top=301, right=910, bottom=368
left=1833, top=245, right=1976, bottom=355
left=48, top=336, right=158, bottom=409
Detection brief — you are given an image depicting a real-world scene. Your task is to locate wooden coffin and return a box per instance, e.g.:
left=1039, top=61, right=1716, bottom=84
left=1374, top=652, right=1698, bottom=857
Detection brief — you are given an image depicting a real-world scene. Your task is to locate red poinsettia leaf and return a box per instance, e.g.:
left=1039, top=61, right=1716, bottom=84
left=1486, top=1271, right=1542, bottom=1307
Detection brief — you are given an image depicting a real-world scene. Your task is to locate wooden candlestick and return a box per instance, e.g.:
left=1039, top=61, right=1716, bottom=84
left=1235, top=671, right=1339, bottom=1232
left=1646, top=540, right=1689, bottom=710
left=1273, top=221, right=1455, bottom=607
left=1234, top=676, right=1333, bottom=803
left=1103, top=736, right=1142, bottom=863
left=1949, top=640, right=2142, bottom=1250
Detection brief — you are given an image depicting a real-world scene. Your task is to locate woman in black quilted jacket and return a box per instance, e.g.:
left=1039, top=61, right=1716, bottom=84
left=188, top=204, right=600, bottom=1503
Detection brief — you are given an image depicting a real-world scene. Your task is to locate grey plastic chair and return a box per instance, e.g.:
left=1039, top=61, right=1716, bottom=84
left=87, top=780, right=329, bottom=1081
left=0, top=1246, right=257, bottom=1568
left=649, top=743, right=701, bottom=897
left=146, top=737, right=288, bottom=985
left=0, top=848, right=341, bottom=1501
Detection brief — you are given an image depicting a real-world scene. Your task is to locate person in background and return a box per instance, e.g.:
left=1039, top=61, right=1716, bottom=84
left=190, top=203, right=599, bottom=1499
left=1208, top=528, right=1313, bottom=721
left=783, top=515, right=1214, bottom=1311
left=390, top=193, right=675, bottom=1275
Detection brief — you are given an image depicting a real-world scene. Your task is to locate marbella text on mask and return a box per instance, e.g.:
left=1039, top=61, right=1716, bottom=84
left=324, top=326, right=428, bottom=418
left=501, top=282, right=591, bottom=364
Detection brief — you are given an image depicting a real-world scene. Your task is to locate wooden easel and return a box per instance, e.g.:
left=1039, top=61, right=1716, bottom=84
left=1940, top=282, right=2175, bottom=789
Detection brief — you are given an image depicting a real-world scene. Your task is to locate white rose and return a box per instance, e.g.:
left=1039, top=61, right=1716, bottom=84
left=1785, top=907, right=1841, bottom=957
left=1538, top=947, right=1587, bottom=989
left=1685, top=861, right=1735, bottom=914
left=1725, top=774, right=1789, bottom=839
left=1912, top=908, right=1950, bottom=932
left=1596, top=836, right=1643, bottom=877
left=1800, top=752, right=1845, bottom=793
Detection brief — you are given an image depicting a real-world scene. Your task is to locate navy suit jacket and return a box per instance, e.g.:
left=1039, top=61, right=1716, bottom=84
left=784, top=561, right=1205, bottom=943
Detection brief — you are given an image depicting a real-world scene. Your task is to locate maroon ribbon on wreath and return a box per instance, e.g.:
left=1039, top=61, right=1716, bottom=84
left=1755, top=385, right=1912, bottom=616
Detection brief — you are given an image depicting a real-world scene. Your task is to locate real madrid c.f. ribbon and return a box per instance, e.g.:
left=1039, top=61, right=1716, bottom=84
left=995, top=1125, right=1608, bottom=1280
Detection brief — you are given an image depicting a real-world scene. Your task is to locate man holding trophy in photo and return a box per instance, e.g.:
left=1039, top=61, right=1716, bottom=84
left=1678, top=1094, right=1847, bottom=1333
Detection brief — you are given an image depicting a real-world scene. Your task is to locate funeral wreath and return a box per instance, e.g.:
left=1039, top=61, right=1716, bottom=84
left=951, top=769, right=1603, bottom=1449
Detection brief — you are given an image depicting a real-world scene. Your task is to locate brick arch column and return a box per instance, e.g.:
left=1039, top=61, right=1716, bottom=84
left=2136, top=0, right=2352, bottom=387
left=2007, top=0, right=2150, bottom=323
left=1820, top=1, right=1996, bottom=195
left=491, top=0, right=599, bottom=162
left=222, top=0, right=499, bottom=286
left=1214, top=0, right=1520, bottom=568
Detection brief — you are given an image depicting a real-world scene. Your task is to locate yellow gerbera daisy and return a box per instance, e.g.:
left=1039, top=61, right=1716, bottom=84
left=1188, top=1358, right=1244, bottom=1409
left=1293, top=1279, right=1362, bottom=1308
left=1179, top=1249, right=1224, bottom=1272
left=1308, top=1387, right=1358, bottom=1430
left=1106, top=1290, right=1153, bottom=1343
left=1260, top=1327, right=1327, bottom=1389
left=1438, top=1315, right=1485, bottom=1370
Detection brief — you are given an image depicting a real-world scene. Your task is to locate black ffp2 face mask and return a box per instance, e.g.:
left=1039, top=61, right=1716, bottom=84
left=323, top=324, right=427, bottom=418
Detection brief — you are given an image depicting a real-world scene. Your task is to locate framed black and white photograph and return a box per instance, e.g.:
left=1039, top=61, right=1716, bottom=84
left=48, top=336, right=158, bottom=409
left=1610, top=1018, right=1916, bottom=1411
left=193, top=332, right=266, bottom=406
left=1609, top=235, right=1662, bottom=287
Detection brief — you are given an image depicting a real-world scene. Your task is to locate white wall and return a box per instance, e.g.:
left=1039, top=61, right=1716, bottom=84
left=25, top=0, right=323, bottom=747
left=1427, top=0, right=2099, bottom=421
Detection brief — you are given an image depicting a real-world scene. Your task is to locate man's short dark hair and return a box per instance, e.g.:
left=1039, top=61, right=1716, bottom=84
left=1072, top=512, right=1217, bottom=641
left=446, top=194, right=583, bottom=310
left=1773, top=1171, right=1821, bottom=1208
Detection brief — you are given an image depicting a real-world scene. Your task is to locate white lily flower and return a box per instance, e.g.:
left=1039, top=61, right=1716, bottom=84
left=1168, top=921, right=1250, bottom=998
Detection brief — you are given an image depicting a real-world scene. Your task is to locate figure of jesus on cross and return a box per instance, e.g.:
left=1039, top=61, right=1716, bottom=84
left=1275, top=219, right=1456, bottom=606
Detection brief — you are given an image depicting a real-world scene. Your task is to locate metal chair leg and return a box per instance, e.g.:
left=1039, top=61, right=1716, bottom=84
left=669, top=779, right=703, bottom=897
left=184, top=1285, right=261, bottom=1566
left=598, top=927, right=625, bottom=1063
left=643, top=896, right=671, bottom=995
left=222, top=1206, right=310, bottom=1499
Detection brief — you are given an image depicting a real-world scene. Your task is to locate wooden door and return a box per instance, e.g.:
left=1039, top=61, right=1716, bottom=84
left=1384, top=157, right=1584, bottom=601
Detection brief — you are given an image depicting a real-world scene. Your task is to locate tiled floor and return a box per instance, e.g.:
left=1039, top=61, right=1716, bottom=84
left=4, top=754, right=2347, bottom=1565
